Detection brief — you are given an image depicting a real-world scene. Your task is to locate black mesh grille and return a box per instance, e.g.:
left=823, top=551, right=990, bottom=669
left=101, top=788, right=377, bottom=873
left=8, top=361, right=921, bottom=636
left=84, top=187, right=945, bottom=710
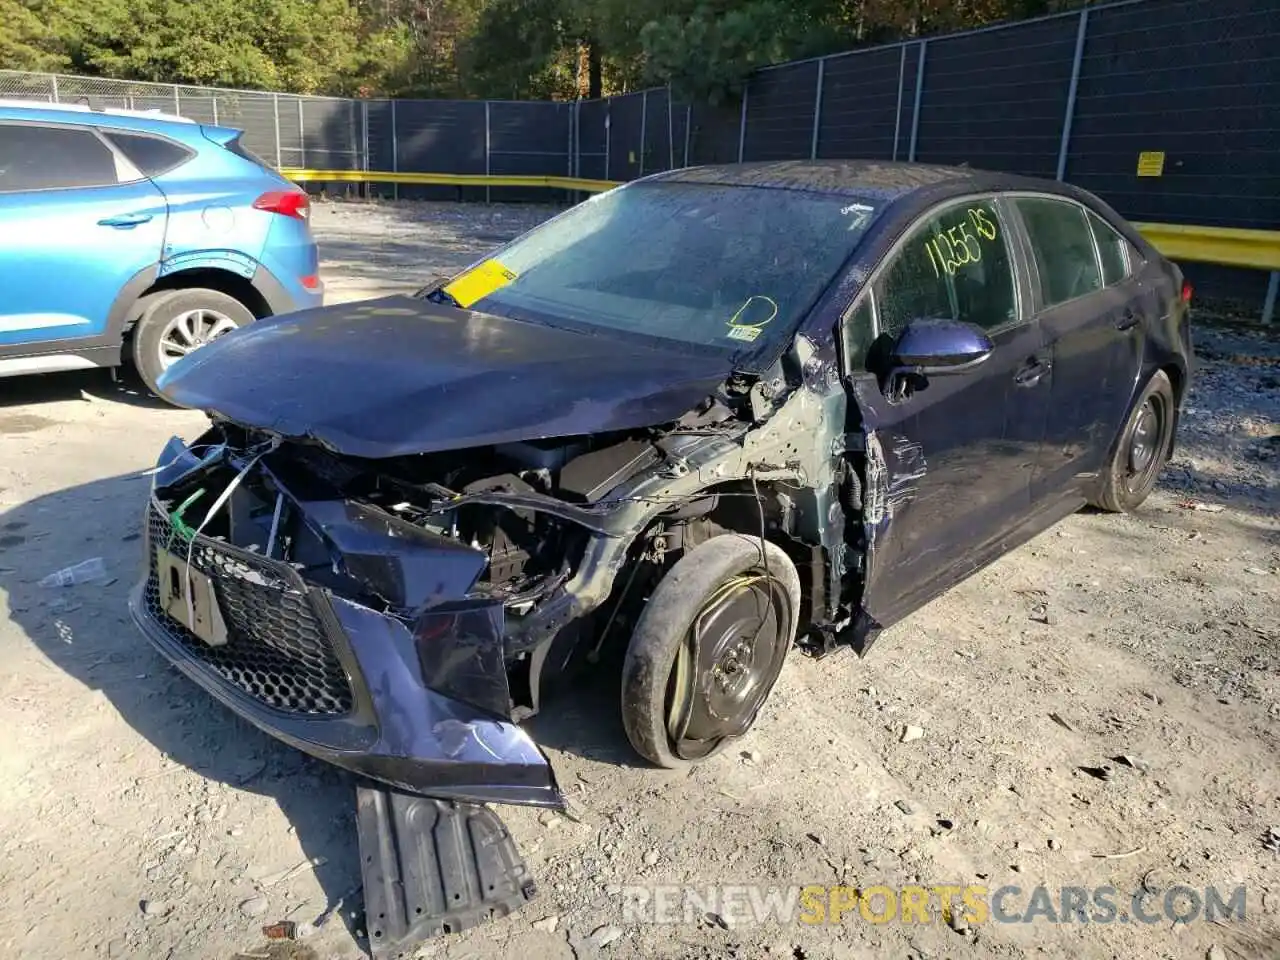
left=143, top=503, right=354, bottom=716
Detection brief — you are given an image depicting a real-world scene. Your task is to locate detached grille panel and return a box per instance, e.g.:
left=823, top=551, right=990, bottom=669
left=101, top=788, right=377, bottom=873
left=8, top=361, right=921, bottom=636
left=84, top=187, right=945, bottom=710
left=143, top=504, right=354, bottom=716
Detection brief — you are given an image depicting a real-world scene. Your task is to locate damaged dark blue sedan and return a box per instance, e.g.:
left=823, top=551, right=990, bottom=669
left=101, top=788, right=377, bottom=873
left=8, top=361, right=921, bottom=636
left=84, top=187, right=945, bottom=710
left=129, top=160, right=1192, bottom=950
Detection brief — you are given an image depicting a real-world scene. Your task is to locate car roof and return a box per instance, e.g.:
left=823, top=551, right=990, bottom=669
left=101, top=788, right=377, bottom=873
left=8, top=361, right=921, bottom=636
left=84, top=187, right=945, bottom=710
left=648, top=158, right=1079, bottom=205
left=0, top=99, right=202, bottom=136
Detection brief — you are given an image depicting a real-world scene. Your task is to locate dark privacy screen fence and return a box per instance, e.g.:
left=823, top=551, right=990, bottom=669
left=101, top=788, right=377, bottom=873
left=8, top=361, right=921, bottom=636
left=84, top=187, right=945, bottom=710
left=2, top=0, right=1276, bottom=309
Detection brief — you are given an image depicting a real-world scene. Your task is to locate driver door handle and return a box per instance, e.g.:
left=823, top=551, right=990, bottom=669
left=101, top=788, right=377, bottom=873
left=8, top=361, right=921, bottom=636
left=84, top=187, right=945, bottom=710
left=1116, top=308, right=1141, bottom=331
left=1014, top=357, right=1051, bottom=388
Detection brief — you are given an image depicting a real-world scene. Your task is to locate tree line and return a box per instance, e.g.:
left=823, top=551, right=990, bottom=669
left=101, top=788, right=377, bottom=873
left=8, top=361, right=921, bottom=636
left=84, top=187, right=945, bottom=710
left=1, top=0, right=1089, bottom=103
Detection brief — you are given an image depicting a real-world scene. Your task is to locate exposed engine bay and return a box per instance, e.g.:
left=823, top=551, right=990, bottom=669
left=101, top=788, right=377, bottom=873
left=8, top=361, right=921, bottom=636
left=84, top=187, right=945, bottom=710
left=146, top=356, right=865, bottom=727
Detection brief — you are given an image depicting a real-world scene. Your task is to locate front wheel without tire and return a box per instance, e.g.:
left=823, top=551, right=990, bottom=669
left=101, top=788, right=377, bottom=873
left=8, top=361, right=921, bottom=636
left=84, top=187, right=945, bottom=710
left=130, top=288, right=255, bottom=398
left=1091, top=370, right=1176, bottom=513
left=621, top=534, right=801, bottom=768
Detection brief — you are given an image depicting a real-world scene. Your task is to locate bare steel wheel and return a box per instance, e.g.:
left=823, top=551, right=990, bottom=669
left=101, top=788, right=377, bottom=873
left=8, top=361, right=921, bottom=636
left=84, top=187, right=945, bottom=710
left=1091, top=370, right=1176, bottom=512
left=130, top=288, right=255, bottom=400
left=621, top=535, right=800, bottom=768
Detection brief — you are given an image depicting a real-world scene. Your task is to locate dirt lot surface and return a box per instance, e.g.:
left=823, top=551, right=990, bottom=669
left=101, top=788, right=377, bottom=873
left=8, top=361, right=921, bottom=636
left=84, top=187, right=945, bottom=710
left=1, top=201, right=1277, bottom=960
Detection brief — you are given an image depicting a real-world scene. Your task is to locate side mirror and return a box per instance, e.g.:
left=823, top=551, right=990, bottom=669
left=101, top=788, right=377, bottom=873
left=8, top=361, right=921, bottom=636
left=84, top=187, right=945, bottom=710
left=890, top=319, right=993, bottom=376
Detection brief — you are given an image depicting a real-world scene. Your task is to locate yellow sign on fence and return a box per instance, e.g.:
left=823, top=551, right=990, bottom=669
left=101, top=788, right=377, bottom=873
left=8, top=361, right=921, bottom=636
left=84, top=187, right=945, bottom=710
left=1136, top=151, right=1166, bottom=177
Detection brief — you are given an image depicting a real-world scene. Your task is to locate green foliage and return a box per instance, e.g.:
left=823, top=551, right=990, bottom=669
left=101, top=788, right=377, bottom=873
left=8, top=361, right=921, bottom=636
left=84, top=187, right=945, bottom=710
left=0, top=0, right=69, bottom=71
left=0, top=0, right=1092, bottom=100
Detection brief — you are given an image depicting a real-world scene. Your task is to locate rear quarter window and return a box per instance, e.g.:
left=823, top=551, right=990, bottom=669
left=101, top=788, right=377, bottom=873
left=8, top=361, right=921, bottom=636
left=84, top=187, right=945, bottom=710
left=1087, top=211, right=1131, bottom=287
left=104, top=132, right=193, bottom=177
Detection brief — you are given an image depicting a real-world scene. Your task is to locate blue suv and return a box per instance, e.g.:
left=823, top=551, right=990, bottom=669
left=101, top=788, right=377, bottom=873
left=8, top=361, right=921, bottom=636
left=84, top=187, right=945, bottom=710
left=0, top=100, right=322, bottom=397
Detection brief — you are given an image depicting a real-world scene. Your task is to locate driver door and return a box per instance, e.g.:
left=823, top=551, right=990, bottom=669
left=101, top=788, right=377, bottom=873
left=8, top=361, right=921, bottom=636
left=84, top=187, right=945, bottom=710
left=841, top=196, right=1052, bottom=637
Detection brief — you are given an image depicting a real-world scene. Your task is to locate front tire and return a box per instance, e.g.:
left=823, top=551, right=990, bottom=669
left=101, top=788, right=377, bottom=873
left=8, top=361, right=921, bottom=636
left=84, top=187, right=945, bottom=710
left=1091, top=370, right=1176, bottom=513
left=621, top=534, right=801, bottom=768
left=130, top=288, right=255, bottom=398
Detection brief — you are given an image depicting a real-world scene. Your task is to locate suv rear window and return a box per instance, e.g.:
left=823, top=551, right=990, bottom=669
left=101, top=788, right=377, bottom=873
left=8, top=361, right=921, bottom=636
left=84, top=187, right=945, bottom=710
left=104, top=132, right=193, bottom=177
left=223, top=134, right=271, bottom=169
left=0, top=124, right=120, bottom=192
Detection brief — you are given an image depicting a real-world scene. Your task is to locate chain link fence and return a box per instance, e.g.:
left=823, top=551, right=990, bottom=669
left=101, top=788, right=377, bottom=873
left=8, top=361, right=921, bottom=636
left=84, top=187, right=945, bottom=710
left=1, top=0, right=1276, bottom=310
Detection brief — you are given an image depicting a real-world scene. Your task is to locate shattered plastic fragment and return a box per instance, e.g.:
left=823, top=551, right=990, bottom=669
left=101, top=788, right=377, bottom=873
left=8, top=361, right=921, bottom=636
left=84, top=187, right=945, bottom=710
left=39, top=557, right=107, bottom=587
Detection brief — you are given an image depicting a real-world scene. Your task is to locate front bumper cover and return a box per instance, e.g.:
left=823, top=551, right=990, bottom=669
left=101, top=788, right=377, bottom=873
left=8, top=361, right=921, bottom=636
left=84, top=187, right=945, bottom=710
left=130, top=458, right=562, bottom=808
left=129, top=578, right=561, bottom=806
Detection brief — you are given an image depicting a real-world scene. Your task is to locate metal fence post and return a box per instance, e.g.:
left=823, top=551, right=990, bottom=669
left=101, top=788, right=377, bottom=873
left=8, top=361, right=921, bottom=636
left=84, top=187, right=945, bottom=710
left=298, top=98, right=306, bottom=169
left=667, top=85, right=675, bottom=170
left=892, top=44, right=907, bottom=160
left=390, top=99, right=399, bottom=201
left=212, top=97, right=219, bottom=125
left=684, top=104, right=692, bottom=167
left=361, top=100, right=370, bottom=199
left=567, top=102, right=574, bottom=176
left=810, top=58, right=826, bottom=159
left=604, top=97, right=611, bottom=181
left=484, top=101, right=492, bottom=204
left=50, top=74, right=59, bottom=103
left=1263, top=271, right=1279, bottom=324
left=737, top=84, right=749, bottom=163
left=173, top=84, right=180, bottom=116
left=908, top=40, right=928, bottom=162
left=639, top=89, right=648, bottom=176
left=272, top=93, right=283, bottom=168
left=1056, top=7, right=1090, bottom=181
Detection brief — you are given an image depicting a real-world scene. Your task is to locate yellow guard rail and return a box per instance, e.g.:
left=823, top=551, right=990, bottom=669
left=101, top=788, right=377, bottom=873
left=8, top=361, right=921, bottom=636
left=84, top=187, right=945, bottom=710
left=282, top=167, right=1280, bottom=281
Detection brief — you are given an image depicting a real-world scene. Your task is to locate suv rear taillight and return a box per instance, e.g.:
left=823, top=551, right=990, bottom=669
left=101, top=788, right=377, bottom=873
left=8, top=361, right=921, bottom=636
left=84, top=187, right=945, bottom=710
left=253, top=190, right=310, bottom=221
left=1181, top=280, right=1193, bottom=303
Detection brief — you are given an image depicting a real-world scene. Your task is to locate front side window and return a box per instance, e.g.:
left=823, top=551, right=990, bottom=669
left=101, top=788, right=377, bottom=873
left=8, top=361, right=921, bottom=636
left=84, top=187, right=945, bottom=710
left=1016, top=197, right=1103, bottom=307
left=875, top=199, right=1018, bottom=340
left=0, top=124, right=120, bottom=192
left=1087, top=210, right=1131, bottom=287
left=436, top=181, right=880, bottom=361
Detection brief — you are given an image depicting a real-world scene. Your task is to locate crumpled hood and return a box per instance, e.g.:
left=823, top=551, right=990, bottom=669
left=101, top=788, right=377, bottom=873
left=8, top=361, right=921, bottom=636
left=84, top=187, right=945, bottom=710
left=158, top=296, right=735, bottom=457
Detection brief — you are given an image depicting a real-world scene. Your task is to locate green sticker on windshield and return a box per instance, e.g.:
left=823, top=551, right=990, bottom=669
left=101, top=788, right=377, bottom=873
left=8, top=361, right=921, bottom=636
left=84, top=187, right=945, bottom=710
left=726, top=325, right=762, bottom=342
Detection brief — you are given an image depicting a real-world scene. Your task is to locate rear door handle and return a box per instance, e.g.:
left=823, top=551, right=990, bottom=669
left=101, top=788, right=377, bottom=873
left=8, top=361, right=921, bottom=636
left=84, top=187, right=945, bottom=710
left=1116, top=309, right=1140, bottom=331
left=1014, top=357, right=1051, bottom=388
left=98, top=213, right=153, bottom=228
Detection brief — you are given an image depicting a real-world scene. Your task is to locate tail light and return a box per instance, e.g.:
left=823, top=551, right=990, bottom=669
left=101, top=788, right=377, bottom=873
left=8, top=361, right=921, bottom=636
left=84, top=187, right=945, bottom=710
left=1181, top=280, right=1193, bottom=303
left=252, top=189, right=310, bottom=221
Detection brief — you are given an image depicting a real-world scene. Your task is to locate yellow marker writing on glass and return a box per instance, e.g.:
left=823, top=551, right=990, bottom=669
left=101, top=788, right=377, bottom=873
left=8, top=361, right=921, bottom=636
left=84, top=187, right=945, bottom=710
left=443, top=259, right=518, bottom=309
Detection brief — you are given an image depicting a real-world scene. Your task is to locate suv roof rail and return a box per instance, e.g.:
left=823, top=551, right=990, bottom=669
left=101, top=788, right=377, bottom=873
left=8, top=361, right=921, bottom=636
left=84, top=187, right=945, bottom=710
left=0, top=97, right=197, bottom=124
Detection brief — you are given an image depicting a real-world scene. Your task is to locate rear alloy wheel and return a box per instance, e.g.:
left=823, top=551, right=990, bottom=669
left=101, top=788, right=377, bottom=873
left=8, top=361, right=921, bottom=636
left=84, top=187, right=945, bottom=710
left=621, top=535, right=801, bottom=768
left=131, top=288, right=255, bottom=399
left=1091, top=370, right=1176, bottom=513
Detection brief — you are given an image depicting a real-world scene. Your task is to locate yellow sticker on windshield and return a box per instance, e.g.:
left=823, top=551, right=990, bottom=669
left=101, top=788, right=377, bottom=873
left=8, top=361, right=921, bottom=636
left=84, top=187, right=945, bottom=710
left=443, top=259, right=518, bottom=309
left=725, top=295, right=779, bottom=342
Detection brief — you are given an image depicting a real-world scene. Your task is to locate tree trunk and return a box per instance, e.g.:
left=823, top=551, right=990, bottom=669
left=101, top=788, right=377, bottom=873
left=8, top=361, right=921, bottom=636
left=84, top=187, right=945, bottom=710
left=587, top=38, right=602, bottom=99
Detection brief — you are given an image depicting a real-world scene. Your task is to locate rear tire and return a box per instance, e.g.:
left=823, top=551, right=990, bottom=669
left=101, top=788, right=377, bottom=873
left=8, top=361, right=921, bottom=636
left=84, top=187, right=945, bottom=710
left=621, top=534, right=800, bottom=769
left=130, top=288, right=255, bottom=398
left=1091, top=370, right=1175, bottom=513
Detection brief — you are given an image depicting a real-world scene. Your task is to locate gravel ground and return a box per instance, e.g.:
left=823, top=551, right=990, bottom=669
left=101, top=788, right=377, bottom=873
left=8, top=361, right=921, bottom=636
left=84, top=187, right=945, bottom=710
left=0, top=200, right=1277, bottom=960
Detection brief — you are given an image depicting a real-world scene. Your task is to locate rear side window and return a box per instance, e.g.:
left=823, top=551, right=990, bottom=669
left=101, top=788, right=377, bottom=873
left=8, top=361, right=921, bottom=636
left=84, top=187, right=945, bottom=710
left=1015, top=197, right=1102, bottom=307
left=875, top=199, right=1018, bottom=338
left=105, top=132, right=192, bottom=177
left=0, top=124, right=119, bottom=192
left=1087, top=211, right=1130, bottom=287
